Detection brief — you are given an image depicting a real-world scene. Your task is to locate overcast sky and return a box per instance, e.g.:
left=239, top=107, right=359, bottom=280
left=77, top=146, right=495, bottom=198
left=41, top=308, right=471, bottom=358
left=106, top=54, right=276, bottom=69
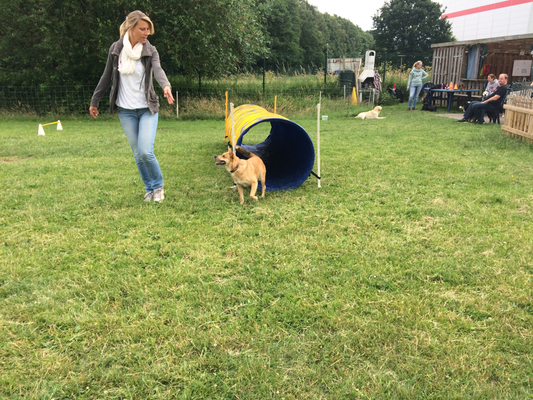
left=307, top=0, right=387, bottom=32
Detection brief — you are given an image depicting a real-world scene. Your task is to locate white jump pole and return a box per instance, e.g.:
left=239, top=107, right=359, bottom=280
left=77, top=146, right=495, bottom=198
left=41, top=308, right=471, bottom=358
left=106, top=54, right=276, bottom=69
left=317, top=92, right=321, bottom=189
left=38, top=120, right=62, bottom=135
left=230, top=102, right=236, bottom=154
left=176, top=91, right=179, bottom=118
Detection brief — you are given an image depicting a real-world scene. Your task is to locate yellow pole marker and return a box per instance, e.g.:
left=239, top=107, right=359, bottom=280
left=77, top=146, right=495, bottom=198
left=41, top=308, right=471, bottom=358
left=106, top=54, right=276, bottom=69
left=274, top=95, right=277, bottom=114
left=225, top=91, right=228, bottom=119
left=351, top=86, right=358, bottom=106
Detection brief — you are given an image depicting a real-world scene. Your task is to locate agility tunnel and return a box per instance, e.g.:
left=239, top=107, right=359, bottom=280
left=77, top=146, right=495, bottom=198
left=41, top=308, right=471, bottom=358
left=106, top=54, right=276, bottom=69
left=225, top=104, right=315, bottom=192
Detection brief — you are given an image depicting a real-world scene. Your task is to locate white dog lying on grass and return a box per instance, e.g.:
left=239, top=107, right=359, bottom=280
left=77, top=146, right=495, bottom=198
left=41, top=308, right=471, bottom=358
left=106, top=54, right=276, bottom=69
left=355, top=106, right=385, bottom=120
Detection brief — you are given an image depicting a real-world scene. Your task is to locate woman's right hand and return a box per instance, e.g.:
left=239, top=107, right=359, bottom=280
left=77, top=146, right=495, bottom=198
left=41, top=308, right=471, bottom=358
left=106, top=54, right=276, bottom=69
left=89, top=106, right=99, bottom=119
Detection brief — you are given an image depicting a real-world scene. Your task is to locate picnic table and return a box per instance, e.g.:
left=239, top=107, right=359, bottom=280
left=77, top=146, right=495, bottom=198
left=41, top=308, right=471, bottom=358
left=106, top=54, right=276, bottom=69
left=428, top=89, right=480, bottom=112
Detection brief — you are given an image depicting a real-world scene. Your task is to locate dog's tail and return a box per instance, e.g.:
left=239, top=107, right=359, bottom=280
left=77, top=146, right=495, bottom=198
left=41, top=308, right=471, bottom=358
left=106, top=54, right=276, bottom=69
left=235, top=145, right=256, bottom=159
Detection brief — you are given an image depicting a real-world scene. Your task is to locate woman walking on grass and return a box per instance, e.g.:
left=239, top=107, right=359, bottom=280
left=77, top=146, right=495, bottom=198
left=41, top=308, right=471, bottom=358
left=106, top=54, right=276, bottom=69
left=406, top=61, right=429, bottom=111
left=89, top=10, right=174, bottom=202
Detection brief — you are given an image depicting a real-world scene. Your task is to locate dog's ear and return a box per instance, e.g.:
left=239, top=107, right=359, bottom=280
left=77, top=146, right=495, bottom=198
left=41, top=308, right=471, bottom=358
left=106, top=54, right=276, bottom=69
left=228, top=146, right=236, bottom=158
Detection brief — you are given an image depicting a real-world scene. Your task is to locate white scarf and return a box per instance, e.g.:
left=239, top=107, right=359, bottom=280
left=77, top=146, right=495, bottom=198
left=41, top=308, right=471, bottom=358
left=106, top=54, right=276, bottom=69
left=118, top=30, right=143, bottom=75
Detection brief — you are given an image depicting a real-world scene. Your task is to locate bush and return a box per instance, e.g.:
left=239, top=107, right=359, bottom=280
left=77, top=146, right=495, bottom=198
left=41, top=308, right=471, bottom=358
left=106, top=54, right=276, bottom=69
left=378, top=91, right=400, bottom=106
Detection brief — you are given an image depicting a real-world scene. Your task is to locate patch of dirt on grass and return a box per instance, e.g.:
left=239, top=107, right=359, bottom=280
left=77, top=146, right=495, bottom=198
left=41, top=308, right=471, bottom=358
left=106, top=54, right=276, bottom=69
left=0, top=156, right=32, bottom=163
left=518, top=204, right=530, bottom=213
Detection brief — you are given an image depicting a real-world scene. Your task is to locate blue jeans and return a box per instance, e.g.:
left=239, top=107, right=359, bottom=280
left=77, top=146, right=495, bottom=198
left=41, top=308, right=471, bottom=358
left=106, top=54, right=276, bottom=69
left=408, top=86, right=423, bottom=109
left=118, top=107, right=163, bottom=192
left=463, top=101, right=497, bottom=122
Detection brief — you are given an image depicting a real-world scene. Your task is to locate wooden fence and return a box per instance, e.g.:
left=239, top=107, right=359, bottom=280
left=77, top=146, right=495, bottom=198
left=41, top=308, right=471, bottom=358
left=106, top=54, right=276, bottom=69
left=502, top=90, right=533, bottom=143
left=431, top=45, right=466, bottom=86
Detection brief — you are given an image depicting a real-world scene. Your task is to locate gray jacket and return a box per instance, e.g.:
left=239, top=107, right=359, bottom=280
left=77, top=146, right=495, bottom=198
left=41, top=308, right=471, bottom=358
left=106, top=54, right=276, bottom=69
left=90, top=36, right=171, bottom=115
left=407, top=68, right=429, bottom=88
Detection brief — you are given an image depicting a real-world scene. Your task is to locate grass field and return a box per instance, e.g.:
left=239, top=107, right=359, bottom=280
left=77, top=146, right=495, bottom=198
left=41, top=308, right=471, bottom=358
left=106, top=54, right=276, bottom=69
left=1, top=104, right=532, bottom=399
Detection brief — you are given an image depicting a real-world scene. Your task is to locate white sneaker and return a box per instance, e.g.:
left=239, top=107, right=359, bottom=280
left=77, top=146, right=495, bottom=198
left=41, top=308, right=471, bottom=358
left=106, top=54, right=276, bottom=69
left=144, top=192, right=153, bottom=202
left=153, top=187, right=165, bottom=202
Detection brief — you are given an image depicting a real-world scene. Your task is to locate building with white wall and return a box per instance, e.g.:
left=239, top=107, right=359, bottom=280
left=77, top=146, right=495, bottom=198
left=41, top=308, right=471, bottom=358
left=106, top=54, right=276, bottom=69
left=440, top=0, right=533, bottom=41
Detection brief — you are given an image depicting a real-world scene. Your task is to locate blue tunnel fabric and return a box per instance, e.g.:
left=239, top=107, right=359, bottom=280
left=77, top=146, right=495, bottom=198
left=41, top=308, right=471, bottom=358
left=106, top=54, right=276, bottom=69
left=235, top=115, right=315, bottom=192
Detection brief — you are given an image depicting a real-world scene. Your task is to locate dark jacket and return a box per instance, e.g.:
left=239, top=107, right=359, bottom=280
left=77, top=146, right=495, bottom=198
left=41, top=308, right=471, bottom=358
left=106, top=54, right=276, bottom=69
left=90, top=36, right=171, bottom=115
left=486, top=84, right=509, bottom=108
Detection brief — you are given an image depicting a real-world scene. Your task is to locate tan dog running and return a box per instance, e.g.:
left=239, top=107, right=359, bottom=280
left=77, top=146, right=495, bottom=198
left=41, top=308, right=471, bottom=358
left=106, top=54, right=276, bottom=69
left=355, top=106, right=385, bottom=120
left=215, top=145, right=266, bottom=204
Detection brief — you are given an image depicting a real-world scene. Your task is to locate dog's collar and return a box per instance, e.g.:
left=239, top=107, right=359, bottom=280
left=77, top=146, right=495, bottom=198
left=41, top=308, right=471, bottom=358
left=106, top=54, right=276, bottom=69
left=230, top=164, right=239, bottom=173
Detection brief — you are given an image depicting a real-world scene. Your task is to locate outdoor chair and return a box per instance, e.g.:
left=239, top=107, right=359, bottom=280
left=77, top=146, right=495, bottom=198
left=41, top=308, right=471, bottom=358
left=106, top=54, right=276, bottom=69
left=479, top=87, right=510, bottom=124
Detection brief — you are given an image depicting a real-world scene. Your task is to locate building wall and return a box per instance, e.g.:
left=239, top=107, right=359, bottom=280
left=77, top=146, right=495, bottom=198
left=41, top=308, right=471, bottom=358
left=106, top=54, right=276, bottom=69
left=440, top=0, right=533, bottom=41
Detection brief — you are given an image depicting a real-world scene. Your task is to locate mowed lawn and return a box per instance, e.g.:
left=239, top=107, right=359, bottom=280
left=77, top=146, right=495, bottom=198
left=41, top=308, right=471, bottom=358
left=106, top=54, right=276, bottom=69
left=1, top=105, right=532, bottom=399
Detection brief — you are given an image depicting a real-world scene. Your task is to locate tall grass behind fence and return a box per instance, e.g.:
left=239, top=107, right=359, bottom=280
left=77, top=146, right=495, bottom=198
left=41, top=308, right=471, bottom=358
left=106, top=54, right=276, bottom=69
left=0, top=66, right=434, bottom=116
left=0, top=72, right=344, bottom=117
left=0, top=86, right=99, bottom=115
left=0, top=85, right=346, bottom=118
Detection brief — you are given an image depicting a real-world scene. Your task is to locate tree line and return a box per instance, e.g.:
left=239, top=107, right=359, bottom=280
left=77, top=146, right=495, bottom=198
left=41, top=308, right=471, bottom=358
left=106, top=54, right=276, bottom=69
left=0, top=0, right=452, bottom=87
left=371, top=0, right=455, bottom=69
left=0, top=0, right=373, bottom=87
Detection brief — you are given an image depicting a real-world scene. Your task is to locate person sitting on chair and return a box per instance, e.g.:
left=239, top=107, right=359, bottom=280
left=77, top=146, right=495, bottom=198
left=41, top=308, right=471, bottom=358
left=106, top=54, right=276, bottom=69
left=457, top=74, right=508, bottom=124
left=482, top=73, right=499, bottom=99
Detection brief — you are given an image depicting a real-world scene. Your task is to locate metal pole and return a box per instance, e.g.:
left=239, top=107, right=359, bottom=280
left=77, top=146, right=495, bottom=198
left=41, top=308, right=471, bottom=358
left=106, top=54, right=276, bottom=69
left=398, top=55, right=405, bottom=88
left=324, top=43, right=328, bottom=85
left=198, top=70, right=202, bottom=93
left=382, top=52, right=387, bottom=86
left=317, top=96, right=321, bottom=189
left=230, top=103, right=236, bottom=154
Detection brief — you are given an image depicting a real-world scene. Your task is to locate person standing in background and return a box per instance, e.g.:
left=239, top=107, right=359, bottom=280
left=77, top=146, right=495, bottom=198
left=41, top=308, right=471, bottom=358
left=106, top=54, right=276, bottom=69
left=407, top=61, right=429, bottom=111
left=90, top=10, right=174, bottom=202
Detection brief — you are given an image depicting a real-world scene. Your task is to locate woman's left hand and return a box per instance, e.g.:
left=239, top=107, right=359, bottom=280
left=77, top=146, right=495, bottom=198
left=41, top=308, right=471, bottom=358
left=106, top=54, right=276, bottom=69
left=163, top=86, right=174, bottom=105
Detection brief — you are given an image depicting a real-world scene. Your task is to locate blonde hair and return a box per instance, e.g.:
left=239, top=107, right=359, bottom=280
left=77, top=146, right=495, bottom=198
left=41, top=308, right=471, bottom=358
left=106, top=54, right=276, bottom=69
left=413, top=60, right=423, bottom=69
left=120, top=10, right=154, bottom=37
